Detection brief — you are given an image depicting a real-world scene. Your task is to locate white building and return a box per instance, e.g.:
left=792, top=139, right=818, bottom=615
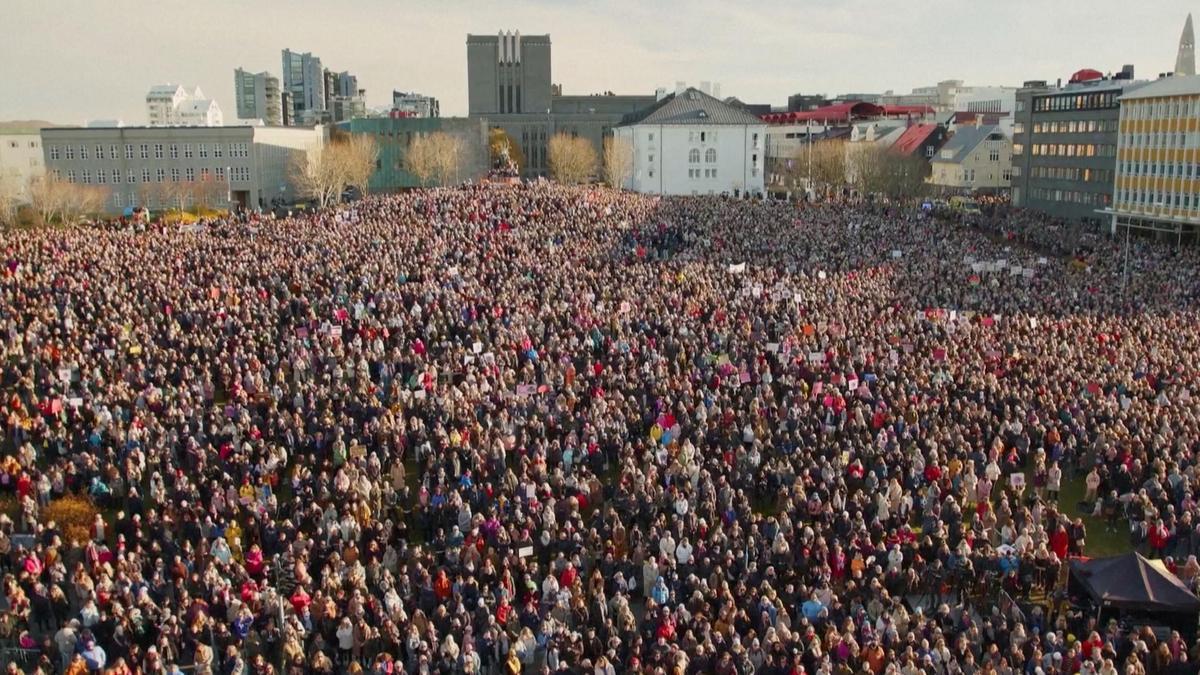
left=392, top=91, right=440, bottom=118
left=146, top=84, right=224, bottom=127
left=614, top=87, right=766, bottom=196
left=0, top=131, right=45, bottom=202
left=41, top=124, right=326, bottom=214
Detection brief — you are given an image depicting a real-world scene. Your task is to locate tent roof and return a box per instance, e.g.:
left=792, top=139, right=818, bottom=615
left=1070, top=552, right=1200, bottom=612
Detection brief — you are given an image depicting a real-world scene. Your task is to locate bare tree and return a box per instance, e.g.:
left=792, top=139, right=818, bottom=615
left=343, top=134, right=379, bottom=196
left=548, top=134, right=597, bottom=185
left=848, top=145, right=929, bottom=200
left=806, top=140, right=848, bottom=195
left=432, top=133, right=464, bottom=186
left=602, top=136, right=634, bottom=189
left=405, top=134, right=437, bottom=187
left=192, top=172, right=225, bottom=210
left=290, top=143, right=342, bottom=208
left=28, top=172, right=107, bottom=224
left=28, top=172, right=69, bottom=224
left=0, top=170, right=20, bottom=227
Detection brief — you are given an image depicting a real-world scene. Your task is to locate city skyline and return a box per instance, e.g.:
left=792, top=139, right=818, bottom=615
left=1, top=0, right=1196, bottom=124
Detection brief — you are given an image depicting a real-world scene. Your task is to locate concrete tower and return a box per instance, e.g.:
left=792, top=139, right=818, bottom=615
left=1177, top=14, right=1195, bottom=76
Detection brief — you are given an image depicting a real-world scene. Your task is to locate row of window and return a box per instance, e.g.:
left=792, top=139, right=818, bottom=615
left=687, top=168, right=719, bottom=179
left=688, top=131, right=715, bottom=143
left=1029, top=167, right=1113, bottom=183
left=1032, top=92, right=1119, bottom=113
left=688, top=148, right=718, bottom=164
left=7, top=140, right=37, bottom=149
left=1029, top=187, right=1110, bottom=205
left=1119, top=131, right=1200, bottom=150
left=47, top=142, right=250, bottom=161
left=58, top=165, right=244, bottom=185
left=1022, top=119, right=1119, bottom=135
left=1119, top=159, right=1200, bottom=179
left=1118, top=189, right=1198, bottom=210
left=1024, top=143, right=1116, bottom=157
left=1123, top=98, right=1200, bottom=121
left=951, top=169, right=1012, bottom=183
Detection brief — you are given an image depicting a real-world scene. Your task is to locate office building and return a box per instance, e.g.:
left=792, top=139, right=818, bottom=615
left=392, top=92, right=440, bottom=118
left=1010, top=67, right=1143, bottom=228
left=234, top=68, right=283, bottom=126
left=41, top=125, right=326, bottom=214
left=146, top=85, right=223, bottom=127
left=0, top=131, right=45, bottom=202
left=929, top=122, right=1011, bottom=192
left=1108, top=75, right=1200, bottom=241
left=787, top=93, right=831, bottom=112
left=329, top=94, right=367, bottom=123
left=324, top=70, right=360, bottom=110
left=466, top=30, right=654, bottom=176
left=613, top=88, right=766, bottom=196
left=339, top=117, right=488, bottom=191
left=282, top=49, right=326, bottom=123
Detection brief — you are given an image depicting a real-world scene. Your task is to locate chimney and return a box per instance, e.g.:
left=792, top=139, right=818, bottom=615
left=700, top=81, right=712, bottom=95
left=675, top=81, right=686, bottom=96
left=713, top=82, right=721, bottom=99
left=975, top=114, right=983, bottom=129
left=655, top=87, right=668, bottom=101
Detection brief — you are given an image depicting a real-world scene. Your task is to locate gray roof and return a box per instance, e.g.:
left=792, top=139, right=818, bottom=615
left=930, top=124, right=1005, bottom=165
left=1120, top=75, right=1200, bottom=100
left=621, top=88, right=764, bottom=126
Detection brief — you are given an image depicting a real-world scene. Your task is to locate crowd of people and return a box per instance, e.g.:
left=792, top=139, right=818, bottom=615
left=2, top=182, right=1200, bottom=675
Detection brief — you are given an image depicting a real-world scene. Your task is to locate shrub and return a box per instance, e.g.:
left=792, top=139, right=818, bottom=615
left=42, top=495, right=99, bottom=543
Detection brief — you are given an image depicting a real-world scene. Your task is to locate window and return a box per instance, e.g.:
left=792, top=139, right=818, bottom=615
left=128, top=169, right=137, bottom=183
left=111, top=169, right=121, bottom=184
left=926, top=145, right=935, bottom=158
left=171, top=168, right=180, bottom=182
left=49, top=145, right=60, bottom=160
left=648, top=169, right=654, bottom=178
left=156, top=168, right=165, bottom=183
left=125, top=144, right=134, bottom=160
left=199, top=143, right=208, bottom=158
left=216, top=167, right=226, bottom=179
left=200, top=168, right=210, bottom=179
left=95, top=144, right=105, bottom=160
left=1013, top=143, right=1024, bottom=156
left=648, top=133, right=654, bottom=141
left=109, top=144, right=118, bottom=159
left=988, top=149, right=1000, bottom=162
left=140, top=144, right=149, bottom=159
left=213, top=144, right=223, bottom=158
left=142, top=168, right=151, bottom=183
left=185, top=167, right=195, bottom=181
left=79, top=145, right=88, bottom=160
left=66, top=170, right=76, bottom=183
left=184, top=143, right=193, bottom=158
left=689, top=148, right=700, bottom=163
left=648, top=154, right=655, bottom=163
left=705, top=148, right=717, bottom=163
left=113, top=192, right=123, bottom=208
left=154, top=144, right=164, bottom=159
left=169, top=144, right=178, bottom=159
left=81, top=170, right=91, bottom=184
left=700, top=132, right=706, bottom=143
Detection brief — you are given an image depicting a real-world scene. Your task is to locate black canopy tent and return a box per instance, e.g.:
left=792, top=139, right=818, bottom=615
left=1068, top=552, right=1200, bottom=639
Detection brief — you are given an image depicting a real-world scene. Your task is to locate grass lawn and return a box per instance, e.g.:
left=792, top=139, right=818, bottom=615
left=1055, top=473, right=1130, bottom=557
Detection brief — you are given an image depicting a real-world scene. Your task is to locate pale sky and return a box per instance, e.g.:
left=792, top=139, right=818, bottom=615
left=1, top=0, right=1193, bottom=124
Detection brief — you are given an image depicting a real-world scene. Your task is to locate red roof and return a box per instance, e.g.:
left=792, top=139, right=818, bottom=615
left=892, top=123, right=940, bottom=155
left=761, top=101, right=884, bottom=124
left=1069, top=68, right=1104, bottom=83
left=881, top=105, right=935, bottom=117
